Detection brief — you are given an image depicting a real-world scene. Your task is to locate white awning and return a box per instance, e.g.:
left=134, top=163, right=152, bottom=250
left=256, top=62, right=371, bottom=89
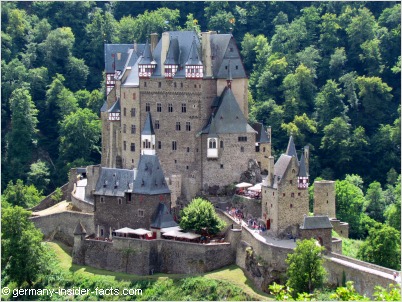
left=235, top=182, right=253, bottom=188
left=161, top=226, right=182, bottom=233
left=115, top=227, right=152, bottom=236
left=248, top=183, right=262, bottom=192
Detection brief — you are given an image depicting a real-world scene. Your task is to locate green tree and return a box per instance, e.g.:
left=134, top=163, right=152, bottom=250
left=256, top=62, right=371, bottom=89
left=1, top=206, right=45, bottom=286
left=335, top=179, right=366, bottom=238
left=27, top=160, right=50, bottom=194
left=329, top=47, right=347, bottom=79
left=364, top=182, right=386, bottom=223
left=5, top=88, right=38, bottom=181
left=286, top=238, right=326, bottom=296
left=357, top=224, right=401, bottom=270
left=281, top=113, right=317, bottom=147
left=65, top=57, right=89, bottom=91
left=179, top=198, right=226, bottom=235
left=2, top=179, right=43, bottom=208
left=59, top=108, right=101, bottom=163
left=330, top=281, right=370, bottom=301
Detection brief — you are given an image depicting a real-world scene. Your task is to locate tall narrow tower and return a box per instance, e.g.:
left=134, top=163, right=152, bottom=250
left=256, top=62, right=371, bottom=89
left=141, top=112, right=155, bottom=155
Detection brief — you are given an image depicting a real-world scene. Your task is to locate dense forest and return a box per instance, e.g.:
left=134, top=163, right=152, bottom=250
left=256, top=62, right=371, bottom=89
left=1, top=0, right=401, bottom=281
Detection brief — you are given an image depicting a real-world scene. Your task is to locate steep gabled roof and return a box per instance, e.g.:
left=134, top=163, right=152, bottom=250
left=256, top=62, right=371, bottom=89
left=286, top=136, right=298, bottom=158
left=186, top=38, right=202, bottom=66
left=100, top=101, right=108, bottom=113
left=94, top=167, right=135, bottom=197
left=74, top=221, right=87, bottom=235
left=298, top=150, right=308, bottom=177
left=252, top=122, right=270, bottom=143
left=107, top=99, right=120, bottom=113
left=133, top=155, right=170, bottom=195
left=202, top=87, right=255, bottom=134
left=138, top=40, right=154, bottom=65
left=273, top=154, right=292, bottom=188
left=164, top=37, right=180, bottom=65
left=142, top=112, right=155, bottom=135
left=208, top=115, right=218, bottom=138
left=151, top=203, right=178, bottom=229
left=122, top=58, right=140, bottom=87
left=301, top=216, right=333, bottom=229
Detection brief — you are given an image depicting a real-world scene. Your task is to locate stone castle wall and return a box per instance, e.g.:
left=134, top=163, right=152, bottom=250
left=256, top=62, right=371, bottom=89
left=314, top=180, right=336, bottom=218
left=330, top=219, right=349, bottom=238
left=30, top=182, right=70, bottom=212
left=31, top=211, right=94, bottom=246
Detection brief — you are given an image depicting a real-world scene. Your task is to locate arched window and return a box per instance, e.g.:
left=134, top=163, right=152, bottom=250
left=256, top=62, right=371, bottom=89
left=209, top=138, right=217, bottom=149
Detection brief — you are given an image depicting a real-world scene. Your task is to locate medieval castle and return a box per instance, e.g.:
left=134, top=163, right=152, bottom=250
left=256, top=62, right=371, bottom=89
left=30, top=30, right=397, bottom=297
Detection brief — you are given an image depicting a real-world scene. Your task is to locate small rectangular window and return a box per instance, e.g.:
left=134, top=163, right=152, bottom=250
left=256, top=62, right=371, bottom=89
left=238, top=136, right=248, bottom=142
left=176, top=122, right=181, bottom=131
left=123, top=108, right=127, bottom=116
left=123, top=141, right=126, bottom=151
left=100, top=197, right=104, bottom=203
left=174, top=82, right=177, bottom=88
left=131, top=125, right=136, bottom=134
left=155, top=120, right=160, bottom=129
left=123, top=124, right=126, bottom=133
left=144, top=82, right=147, bottom=87
left=182, top=103, right=187, bottom=113
left=157, top=103, right=162, bottom=112
left=187, top=147, right=190, bottom=152
left=220, top=164, right=224, bottom=169
left=186, top=122, right=191, bottom=131
left=220, top=140, right=224, bottom=148
left=172, top=141, right=177, bottom=150
left=291, top=193, right=295, bottom=197
left=123, top=92, right=126, bottom=98
left=138, top=209, right=144, bottom=217
left=180, top=82, right=183, bottom=88
left=145, top=103, right=150, bottom=112
left=158, top=82, right=161, bottom=88
left=240, top=146, right=244, bottom=152
left=168, top=103, right=173, bottom=112
left=118, top=198, right=122, bottom=205
left=131, top=143, right=135, bottom=152
left=133, top=93, right=136, bottom=100
left=131, top=108, right=135, bottom=117
left=158, top=141, right=162, bottom=149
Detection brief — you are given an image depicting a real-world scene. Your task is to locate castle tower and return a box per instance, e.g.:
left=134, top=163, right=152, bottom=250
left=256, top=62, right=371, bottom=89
left=141, top=112, right=155, bottom=155
left=314, top=180, right=336, bottom=218
left=298, top=149, right=309, bottom=189
left=138, top=40, right=156, bottom=78
left=107, top=99, right=122, bottom=168
left=72, top=221, right=87, bottom=265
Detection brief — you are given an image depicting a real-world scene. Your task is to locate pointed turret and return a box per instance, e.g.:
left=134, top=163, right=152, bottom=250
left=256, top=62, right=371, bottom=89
left=164, top=38, right=179, bottom=78
left=286, top=136, right=297, bottom=158
left=185, top=37, right=203, bottom=78
left=139, top=40, right=156, bottom=78
left=298, top=147, right=309, bottom=189
left=108, top=99, right=121, bottom=121
left=141, top=112, right=155, bottom=155
left=226, top=59, right=233, bottom=89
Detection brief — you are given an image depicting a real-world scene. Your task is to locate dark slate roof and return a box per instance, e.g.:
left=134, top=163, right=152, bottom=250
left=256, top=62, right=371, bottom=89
left=186, top=38, right=202, bottom=65
left=210, top=34, right=247, bottom=79
left=298, top=150, right=308, bottom=177
left=252, top=122, right=270, bottom=143
left=286, top=136, right=298, bottom=158
left=74, top=221, right=87, bottom=235
left=201, top=87, right=255, bottom=134
left=133, top=155, right=170, bottom=195
left=301, top=216, right=333, bottom=229
left=139, top=40, right=154, bottom=65
left=164, top=37, right=180, bottom=65
left=151, top=203, right=178, bottom=229
left=208, top=115, right=218, bottom=138
left=107, top=99, right=120, bottom=113
left=94, top=168, right=135, bottom=197
left=142, top=112, right=155, bottom=135
left=104, top=44, right=134, bottom=73
left=273, top=154, right=292, bottom=188
left=100, top=101, right=108, bottom=112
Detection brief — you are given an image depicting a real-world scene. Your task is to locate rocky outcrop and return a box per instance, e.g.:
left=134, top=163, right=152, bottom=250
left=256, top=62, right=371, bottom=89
left=240, top=159, right=262, bottom=184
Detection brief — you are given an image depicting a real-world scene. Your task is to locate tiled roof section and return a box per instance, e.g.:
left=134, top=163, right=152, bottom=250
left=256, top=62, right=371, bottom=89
left=252, top=122, right=270, bottom=143
left=273, top=154, right=292, bottom=188
left=122, top=58, right=140, bottom=87
left=138, top=40, right=154, bottom=65
left=298, top=150, right=308, bottom=177
left=164, top=37, right=180, bottom=65
left=100, top=101, right=108, bottom=112
left=94, top=167, right=135, bottom=197
left=208, top=115, right=218, bottom=138
left=286, top=136, right=298, bottom=158
left=211, top=34, right=247, bottom=79
left=151, top=203, right=178, bottom=229
left=74, top=221, right=87, bottom=235
left=133, top=155, right=170, bottom=195
left=301, top=216, right=333, bottom=229
left=186, top=38, right=202, bottom=65
left=104, top=44, right=133, bottom=73
left=210, top=87, right=255, bottom=134
left=142, top=112, right=155, bottom=135
left=107, top=99, right=120, bottom=113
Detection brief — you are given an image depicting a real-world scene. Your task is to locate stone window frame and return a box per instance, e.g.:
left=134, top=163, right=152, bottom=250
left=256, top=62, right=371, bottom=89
left=100, top=197, right=104, bottom=203
left=123, top=108, right=127, bottom=116
left=130, top=143, right=135, bottom=152
left=138, top=209, right=144, bottom=217
left=155, top=120, right=160, bottom=129
left=186, top=121, right=191, bottom=131
left=182, top=103, right=187, bottom=113
left=145, top=103, right=150, bottom=112
left=220, top=140, right=224, bottom=148
left=158, top=141, right=162, bottom=149
left=172, top=141, right=177, bottom=151
left=176, top=122, right=181, bottom=131
left=238, top=136, right=247, bottom=142
left=118, top=198, right=122, bottom=205
left=123, top=124, right=126, bottom=133
left=157, top=103, right=162, bottom=112
left=131, top=108, right=136, bottom=117
left=131, top=125, right=136, bottom=134
left=168, top=103, right=173, bottom=112
left=123, top=141, right=126, bottom=151
left=240, top=146, right=244, bottom=152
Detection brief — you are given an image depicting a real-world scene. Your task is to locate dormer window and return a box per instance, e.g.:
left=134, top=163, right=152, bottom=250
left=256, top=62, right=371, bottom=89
left=185, top=65, right=203, bottom=78
left=298, top=176, right=309, bottom=190
left=108, top=112, right=120, bottom=121
left=139, top=62, right=156, bottom=78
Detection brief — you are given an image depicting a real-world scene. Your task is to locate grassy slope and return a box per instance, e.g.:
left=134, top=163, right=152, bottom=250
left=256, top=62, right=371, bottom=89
left=47, top=241, right=272, bottom=300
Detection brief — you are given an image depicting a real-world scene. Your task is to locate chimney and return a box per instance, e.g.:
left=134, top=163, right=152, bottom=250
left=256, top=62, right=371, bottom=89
left=304, top=145, right=310, bottom=176
left=201, top=31, right=215, bottom=77
left=268, top=156, right=275, bottom=187
left=133, top=168, right=138, bottom=180
left=150, top=33, right=158, bottom=53
left=133, top=40, right=137, bottom=52
left=161, top=32, right=170, bottom=75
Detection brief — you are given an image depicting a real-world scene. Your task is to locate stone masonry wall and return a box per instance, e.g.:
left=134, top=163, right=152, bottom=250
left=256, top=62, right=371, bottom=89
left=314, top=180, right=336, bottom=218
left=30, top=183, right=69, bottom=212
left=31, top=211, right=94, bottom=246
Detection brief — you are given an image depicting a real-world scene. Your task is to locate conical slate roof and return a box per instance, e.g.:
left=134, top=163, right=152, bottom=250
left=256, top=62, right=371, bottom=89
left=185, top=38, right=202, bottom=65
left=142, top=112, right=155, bottom=135
left=298, top=150, right=308, bottom=177
left=74, top=221, right=87, bottom=235
left=151, top=203, right=178, bottom=229
left=133, top=155, right=170, bottom=195
left=164, top=38, right=180, bottom=65
left=139, top=40, right=154, bottom=65
left=208, top=114, right=218, bottom=138
left=286, top=136, right=297, bottom=158
left=107, top=99, right=120, bottom=113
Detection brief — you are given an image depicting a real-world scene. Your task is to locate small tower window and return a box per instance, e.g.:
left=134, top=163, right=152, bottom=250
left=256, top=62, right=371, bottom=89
left=131, top=108, right=135, bottom=117
left=158, top=141, right=162, bottom=149
left=186, top=122, right=191, bottom=131
left=145, top=103, right=150, bottom=112
left=123, top=108, right=127, bottom=116
left=131, top=143, right=135, bottom=152
left=172, top=141, right=177, bottom=150
left=168, top=103, right=173, bottom=112
left=131, top=125, right=136, bottom=134
left=123, top=141, right=126, bottom=151
left=157, top=103, right=162, bottom=112
left=176, top=122, right=181, bottom=131
left=138, top=209, right=144, bottom=217
left=220, top=140, right=224, bottom=148
left=118, top=198, right=122, bottom=205
left=182, top=103, right=187, bottom=113
left=290, top=204, right=293, bottom=208
left=240, top=146, right=244, bottom=152
left=155, top=120, right=160, bottom=129
left=220, top=164, right=224, bottom=169
left=123, top=124, right=126, bottom=133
